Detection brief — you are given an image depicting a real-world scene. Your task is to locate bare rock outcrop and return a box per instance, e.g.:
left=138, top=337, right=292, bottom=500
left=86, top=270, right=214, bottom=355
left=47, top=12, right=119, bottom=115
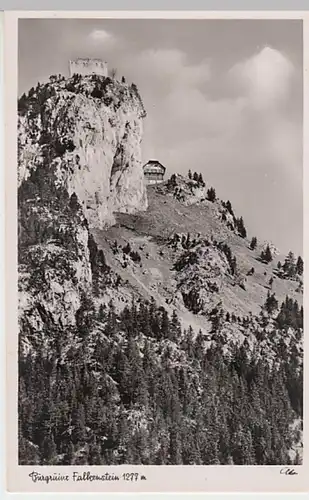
left=18, top=74, right=148, bottom=228
left=17, top=73, right=148, bottom=350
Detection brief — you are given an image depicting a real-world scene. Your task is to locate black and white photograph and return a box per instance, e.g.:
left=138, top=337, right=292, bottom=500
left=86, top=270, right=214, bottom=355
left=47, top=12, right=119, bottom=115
left=15, top=15, right=304, bottom=476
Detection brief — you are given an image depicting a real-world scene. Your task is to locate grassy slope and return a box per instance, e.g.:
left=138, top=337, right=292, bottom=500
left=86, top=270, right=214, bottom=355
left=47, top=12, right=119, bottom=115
left=93, top=182, right=302, bottom=333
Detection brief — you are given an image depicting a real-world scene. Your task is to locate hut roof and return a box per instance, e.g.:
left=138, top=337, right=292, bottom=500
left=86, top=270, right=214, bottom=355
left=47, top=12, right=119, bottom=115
left=143, top=160, right=166, bottom=174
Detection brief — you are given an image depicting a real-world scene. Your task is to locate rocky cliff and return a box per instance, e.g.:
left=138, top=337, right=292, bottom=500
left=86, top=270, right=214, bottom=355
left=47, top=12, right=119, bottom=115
left=18, top=73, right=147, bottom=228
left=18, top=189, right=92, bottom=352
left=18, top=73, right=147, bottom=352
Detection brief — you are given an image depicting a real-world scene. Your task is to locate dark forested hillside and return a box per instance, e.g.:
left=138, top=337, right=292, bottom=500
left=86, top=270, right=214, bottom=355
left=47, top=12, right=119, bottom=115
left=18, top=298, right=302, bottom=466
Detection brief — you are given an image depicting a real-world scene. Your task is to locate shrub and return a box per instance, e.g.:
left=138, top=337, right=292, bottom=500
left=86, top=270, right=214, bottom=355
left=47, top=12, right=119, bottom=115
left=130, top=250, right=141, bottom=263
left=182, top=289, right=203, bottom=315
left=123, top=243, right=131, bottom=255
left=54, top=139, right=75, bottom=157
left=167, top=174, right=177, bottom=189
left=65, top=82, right=76, bottom=93
left=174, top=250, right=198, bottom=272
left=91, top=87, right=103, bottom=99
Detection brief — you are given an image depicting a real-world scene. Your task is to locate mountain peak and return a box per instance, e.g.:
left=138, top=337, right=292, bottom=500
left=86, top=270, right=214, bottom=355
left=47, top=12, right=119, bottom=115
left=17, top=70, right=303, bottom=467
left=18, top=73, right=147, bottom=228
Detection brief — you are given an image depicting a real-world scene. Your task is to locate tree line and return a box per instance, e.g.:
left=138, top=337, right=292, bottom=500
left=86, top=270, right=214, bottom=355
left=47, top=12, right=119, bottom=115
left=19, top=297, right=303, bottom=466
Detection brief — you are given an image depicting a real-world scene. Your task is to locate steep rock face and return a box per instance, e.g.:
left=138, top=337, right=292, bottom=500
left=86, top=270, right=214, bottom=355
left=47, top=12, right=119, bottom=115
left=18, top=74, right=148, bottom=228
left=173, top=241, right=233, bottom=314
left=18, top=180, right=93, bottom=352
left=17, top=74, right=148, bottom=350
left=19, top=230, right=91, bottom=335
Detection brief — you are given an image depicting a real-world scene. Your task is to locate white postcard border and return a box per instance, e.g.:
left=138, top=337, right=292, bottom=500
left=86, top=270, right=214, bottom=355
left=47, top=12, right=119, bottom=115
left=4, top=10, right=309, bottom=493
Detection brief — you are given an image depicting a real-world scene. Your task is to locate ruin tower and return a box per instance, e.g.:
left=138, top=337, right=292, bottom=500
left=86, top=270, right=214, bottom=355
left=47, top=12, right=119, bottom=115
left=69, top=58, right=108, bottom=78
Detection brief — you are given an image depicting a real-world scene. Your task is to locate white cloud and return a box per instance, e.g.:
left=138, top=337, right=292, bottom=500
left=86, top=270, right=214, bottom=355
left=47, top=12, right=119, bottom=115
left=117, top=45, right=301, bottom=253
left=230, top=46, right=294, bottom=110
left=133, top=50, right=243, bottom=155
left=133, top=49, right=211, bottom=89
left=88, top=29, right=117, bottom=46
left=227, top=47, right=300, bottom=179
left=119, top=48, right=223, bottom=153
left=125, top=46, right=298, bottom=181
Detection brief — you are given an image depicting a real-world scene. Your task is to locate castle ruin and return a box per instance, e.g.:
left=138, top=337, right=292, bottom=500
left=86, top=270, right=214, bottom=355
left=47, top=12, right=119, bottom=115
left=69, top=58, right=108, bottom=78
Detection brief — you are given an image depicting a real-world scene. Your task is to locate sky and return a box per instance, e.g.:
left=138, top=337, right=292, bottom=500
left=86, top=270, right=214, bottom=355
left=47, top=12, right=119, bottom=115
left=18, top=19, right=303, bottom=256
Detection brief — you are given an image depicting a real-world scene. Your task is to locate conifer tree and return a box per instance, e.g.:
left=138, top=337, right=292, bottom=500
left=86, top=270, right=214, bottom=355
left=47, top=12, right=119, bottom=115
left=225, top=200, right=234, bottom=216
left=250, top=236, right=257, bottom=250
left=169, top=427, right=182, bottom=465
left=75, top=292, right=96, bottom=337
left=296, top=256, right=303, bottom=276
left=123, top=242, right=131, bottom=255
left=105, top=300, right=117, bottom=337
left=160, top=308, right=170, bottom=339
left=283, top=251, right=296, bottom=278
left=264, top=291, right=279, bottom=315
left=41, top=434, right=57, bottom=465
left=69, top=192, right=80, bottom=213
left=98, top=303, right=106, bottom=322
left=198, top=173, right=205, bottom=186
left=63, top=441, right=75, bottom=465
left=167, top=173, right=177, bottom=189
left=170, top=310, right=181, bottom=342
left=230, top=256, right=237, bottom=275
left=236, top=217, right=247, bottom=238
left=18, top=285, right=303, bottom=465
left=261, top=245, right=273, bottom=263
left=185, top=232, right=191, bottom=248
left=71, top=403, right=87, bottom=446
left=207, top=187, right=216, bottom=202
left=88, top=436, right=102, bottom=465
left=294, top=449, right=302, bottom=465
